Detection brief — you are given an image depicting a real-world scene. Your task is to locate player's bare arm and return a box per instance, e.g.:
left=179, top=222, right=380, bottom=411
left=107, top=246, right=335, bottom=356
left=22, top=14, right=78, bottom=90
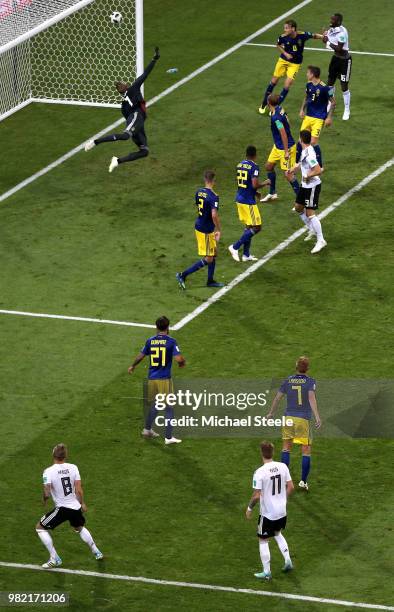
left=42, top=483, right=51, bottom=506
left=175, top=354, right=186, bottom=368
left=299, top=95, right=307, bottom=118
left=322, top=35, right=346, bottom=56
left=128, top=352, right=146, bottom=374
left=278, top=127, right=289, bottom=160
left=308, top=390, right=321, bottom=428
left=212, top=208, right=221, bottom=242
left=288, top=162, right=300, bottom=175
left=75, top=480, right=87, bottom=512
left=325, top=97, right=336, bottom=126
left=245, top=489, right=261, bottom=519
left=267, top=390, right=284, bottom=418
left=286, top=480, right=295, bottom=496
left=252, top=177, right=271, bottom=191
left=276, top=44, right=292, bottom=61
left=307, top=163, right=322, bottom=178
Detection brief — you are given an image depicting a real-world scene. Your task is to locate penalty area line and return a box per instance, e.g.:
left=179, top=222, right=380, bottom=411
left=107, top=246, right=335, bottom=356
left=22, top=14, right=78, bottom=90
left=2, top=159, right=392, bottom=332
left=0, top=0, right=313, bottom=205
left=172, top=157, right=394, bottom=331
left=0, top=309, right=155, bottom=329
left=245, top=43, right=394, bottom=57
left=0, top=562, right=393, bottom=611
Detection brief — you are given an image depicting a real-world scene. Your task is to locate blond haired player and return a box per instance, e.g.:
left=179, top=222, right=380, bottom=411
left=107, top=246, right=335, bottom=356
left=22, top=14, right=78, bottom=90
left=267, top=357, right=321, bottom=491
left=36, top=444, right=103, bottom=568
left=246, top=441, right=294, bottom=580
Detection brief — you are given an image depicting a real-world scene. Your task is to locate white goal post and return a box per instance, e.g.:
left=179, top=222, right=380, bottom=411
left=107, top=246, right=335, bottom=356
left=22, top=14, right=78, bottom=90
left=0, top=0, right=144, bottom=121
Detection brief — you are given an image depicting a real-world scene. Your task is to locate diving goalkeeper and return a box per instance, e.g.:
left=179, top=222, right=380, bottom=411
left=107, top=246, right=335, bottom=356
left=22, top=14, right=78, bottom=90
left=85, top=47, right=160, bottom=173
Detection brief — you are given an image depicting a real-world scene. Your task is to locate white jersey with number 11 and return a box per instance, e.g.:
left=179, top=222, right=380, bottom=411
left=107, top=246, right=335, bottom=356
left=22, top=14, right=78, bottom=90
left=253, top=461, right=292, bottom=520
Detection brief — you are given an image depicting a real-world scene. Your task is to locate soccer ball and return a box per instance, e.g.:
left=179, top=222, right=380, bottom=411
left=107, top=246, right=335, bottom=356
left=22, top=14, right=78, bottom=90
left=110, top=11, right=122, bottom=25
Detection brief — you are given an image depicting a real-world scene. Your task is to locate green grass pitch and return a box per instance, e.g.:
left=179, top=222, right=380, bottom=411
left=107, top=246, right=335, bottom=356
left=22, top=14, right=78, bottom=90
left=0, top=0, right=393, bottom=610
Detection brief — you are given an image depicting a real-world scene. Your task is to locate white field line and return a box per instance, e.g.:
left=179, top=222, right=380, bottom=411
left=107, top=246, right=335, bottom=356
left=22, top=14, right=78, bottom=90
left=2, top=158, right=393, bottom=331
left=0, top=0, right=313, bottom=205
left=172, top=157, right=394, bottom=330
left=0, top=562, right=393, bottom=611
left=245, top=43, right=394, bottom=57
left=0, top=309, right=155, bottom=328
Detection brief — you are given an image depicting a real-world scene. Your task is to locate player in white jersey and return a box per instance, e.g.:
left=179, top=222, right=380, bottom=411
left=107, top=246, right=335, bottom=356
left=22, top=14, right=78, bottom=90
left=322, top=13, right=352, bottom=120
left=35, top=443, right=103, bottom=568
left=246, top=441, right=294, bottom=580
left=287, top=130, right=327, bottom=254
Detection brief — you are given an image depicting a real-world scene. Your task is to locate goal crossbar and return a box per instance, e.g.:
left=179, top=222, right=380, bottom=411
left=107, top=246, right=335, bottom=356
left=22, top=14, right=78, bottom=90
left=0, top=0, right=95, bottom=56
left=0, top=0, right=143, bottom=121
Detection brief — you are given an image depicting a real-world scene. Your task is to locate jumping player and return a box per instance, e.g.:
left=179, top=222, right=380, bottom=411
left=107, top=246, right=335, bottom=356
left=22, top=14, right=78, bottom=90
left=259, top=20, right=323, bottom=113
left=85, top=47, right=160, bottom=171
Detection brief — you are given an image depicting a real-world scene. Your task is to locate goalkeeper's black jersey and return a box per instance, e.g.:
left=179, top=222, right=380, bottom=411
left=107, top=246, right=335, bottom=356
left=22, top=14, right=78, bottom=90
left=121, top=58, right=157, bottom=120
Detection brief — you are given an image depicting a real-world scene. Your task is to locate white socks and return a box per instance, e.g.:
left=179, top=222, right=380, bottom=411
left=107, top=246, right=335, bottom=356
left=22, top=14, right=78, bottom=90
left=78, top=526, right=99, bottom=554
left=259, top=540, right=271, bottom=573
left=300, top=212, right=312, bottom=230
left=309, top=215, right=324, bottom=241
left=36, top=529, right=57, bottom=559
left=343, top=89, right=351, bottom=111
left=274, top=533, right=291, bottom=563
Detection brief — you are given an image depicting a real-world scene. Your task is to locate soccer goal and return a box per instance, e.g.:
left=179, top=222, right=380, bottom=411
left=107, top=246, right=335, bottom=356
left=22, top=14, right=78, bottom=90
left=0, top=0, right=143, bottom=120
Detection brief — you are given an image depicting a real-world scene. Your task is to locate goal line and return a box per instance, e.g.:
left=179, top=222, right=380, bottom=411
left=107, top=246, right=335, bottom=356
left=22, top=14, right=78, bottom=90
left=0, top=561, right=392, bottom=611
left=245, top=43, right=394, bottom=58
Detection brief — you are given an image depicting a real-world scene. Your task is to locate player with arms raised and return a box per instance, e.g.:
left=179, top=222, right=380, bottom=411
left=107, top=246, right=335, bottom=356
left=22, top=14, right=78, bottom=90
left=259, top=20, right=323, bottom=113
left=228, top=145, right=270, bottom=262
left=85, top=47, right=160, bottom=172
left=36, top=443, right=103, bottom=568
left=267, top=356, right=321, bottom=490
left=246, top=441, right=294, bottom=580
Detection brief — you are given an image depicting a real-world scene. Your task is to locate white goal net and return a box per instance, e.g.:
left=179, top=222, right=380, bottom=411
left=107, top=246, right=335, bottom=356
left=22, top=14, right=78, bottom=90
left=0, top=0, right=143, bottom=120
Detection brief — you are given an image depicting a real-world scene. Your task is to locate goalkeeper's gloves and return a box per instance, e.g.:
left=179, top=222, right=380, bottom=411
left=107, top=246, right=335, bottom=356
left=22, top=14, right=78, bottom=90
left=153, top=46, right=160, bottom=60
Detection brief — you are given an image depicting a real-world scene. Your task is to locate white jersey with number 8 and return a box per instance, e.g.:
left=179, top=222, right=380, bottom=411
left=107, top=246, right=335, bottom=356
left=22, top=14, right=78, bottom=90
left=253, top=461, right=292, bottom=520
left=43, top=462, right=81, bottom=510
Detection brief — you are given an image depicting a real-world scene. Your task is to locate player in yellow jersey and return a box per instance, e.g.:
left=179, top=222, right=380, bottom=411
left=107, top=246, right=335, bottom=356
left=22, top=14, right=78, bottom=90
left=259, top=20, right=323, bottom=113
